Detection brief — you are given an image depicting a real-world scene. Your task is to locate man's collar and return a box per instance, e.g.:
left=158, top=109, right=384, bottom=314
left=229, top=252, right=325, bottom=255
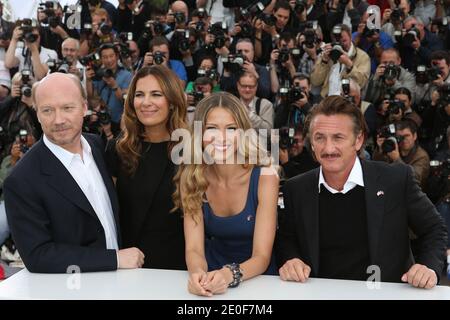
left=318, top=156, right=364, bottom=194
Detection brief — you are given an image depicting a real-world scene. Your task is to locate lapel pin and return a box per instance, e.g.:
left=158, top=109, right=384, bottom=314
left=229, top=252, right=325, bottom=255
left=376, top=190, right=384, bottom=197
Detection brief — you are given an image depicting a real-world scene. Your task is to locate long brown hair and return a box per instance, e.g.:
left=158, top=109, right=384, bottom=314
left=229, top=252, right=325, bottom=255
left=116, top=65, right=187, bottom=175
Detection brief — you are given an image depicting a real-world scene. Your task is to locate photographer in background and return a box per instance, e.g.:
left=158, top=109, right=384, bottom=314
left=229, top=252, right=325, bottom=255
left=0, top=71, right=42, bottom=160
left=61, top=37, right=87, bottom=90
left=426, top=126, right=450, bottom=258
left=399, top=15, right=443, bottom=72
left=269, top=32, right=299, bottom=94
left=373, top=119, right=430, bottom=188
left=364, top=48, right=415, bottom=105
left=311, top=24, right=370, bottom=97
left=274, top=73, right=316, bottom=129
left=83, top=96, right=118, bottom=143
left=143, top=36, right=187, bottom=87
left=237, top=72, right=274, bottom=130
left=326, top=0, right=361, bottom=32
left=116, top=0, right=151, bottom=40
left=220, top=38, right=271, bottom=99
left=279, top=126, right=318, bottom=179
left=5, top=20, right=58, bottom=81
left=86, top=43, right=132, bottom=125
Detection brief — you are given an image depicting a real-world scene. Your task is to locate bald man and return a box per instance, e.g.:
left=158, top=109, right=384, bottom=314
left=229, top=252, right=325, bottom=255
left=3, top=73, right=144, bottom=273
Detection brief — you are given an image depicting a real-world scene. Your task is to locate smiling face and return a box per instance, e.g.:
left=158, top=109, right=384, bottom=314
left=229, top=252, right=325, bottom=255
left=203, top=107, right=239, bottom=163
left=133, top=74, right=170, bottom=133
left=310, top=114, right=363, bottom=176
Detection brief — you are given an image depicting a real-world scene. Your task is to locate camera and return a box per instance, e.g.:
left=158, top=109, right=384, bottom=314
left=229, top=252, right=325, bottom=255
left=18, top=129, right=29, bottom=153
left=19, top=19, right=38, bottom=43
left=222, top=50, right=246, bottom=73
left=430, top=159, right=450, bottom=178
left=386, top=99, right=405, bottom=116
left=438, top=83, right=450, bottom=107
left=58, top=58, right=71, bottom=73
left=341, top=78, right=350, bottom=95
left=431, top=17, right=449, bottom=34
left=278, top=45, right=291, bottom=63
left=173, top=12, right=185, bottom=24
left=382, top=63, right=400, bottom=81
left=20, top=69, right=32, bottom=98
left=96, top=68, right=114, bottom=79
left=278, top=83, right=306, bottom=104
left=294, top=0, right=307, bottom=14
left=329, top=42, right=344, bottom=63
left=178, top=30, right=191, bottom=52
left=79, top=52, right=100, bottom=67
left=362, top=26, right=379, bottom=38
left=260, top=13, right=277, bottom=27
left=279, top=127, right=295, bottom=149
left=239, top=21, right=254, bottom=38
left=415, top=64, right=441, bottom=84
left=403, top=26, right=420, bottom=47
left=207, top=22, right=227, bottom=49
left=197, top=68, right=218, bottom=81
left=153, top=51, right=165, bottom=65
left=99, top=21, right=112, bottom=35
left=303, top=29, right=317, bottom=49
left=390, top=7, right=404, bottom=23
left=193, top=91, right=204, bottom=104
left=379, top=123, right=404, bottom=153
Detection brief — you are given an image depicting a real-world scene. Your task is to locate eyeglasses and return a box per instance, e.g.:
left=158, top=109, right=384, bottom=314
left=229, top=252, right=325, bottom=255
left=238, top=83, right=257, bottom=89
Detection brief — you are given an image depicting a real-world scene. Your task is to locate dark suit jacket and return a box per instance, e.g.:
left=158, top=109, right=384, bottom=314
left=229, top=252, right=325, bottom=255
left=4, top=134, right=121, bottom=273
left=276, top=160, right=448, bottom=283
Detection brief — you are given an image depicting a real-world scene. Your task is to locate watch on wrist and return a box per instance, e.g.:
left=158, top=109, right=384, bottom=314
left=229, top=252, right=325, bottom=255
left=224, top=263, right=243, bottom=288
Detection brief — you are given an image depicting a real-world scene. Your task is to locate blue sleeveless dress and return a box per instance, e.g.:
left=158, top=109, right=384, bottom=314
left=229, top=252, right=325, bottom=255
left=203, top=167, right=278, bottom=275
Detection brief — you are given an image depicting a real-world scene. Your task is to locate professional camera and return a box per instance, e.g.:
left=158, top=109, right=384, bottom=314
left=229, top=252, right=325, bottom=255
left=96, top=68, right=114, bottom=79
left=207, top=22, right=227, bottom=49
left=58, top=58, right=71, bottom=73
left=20, top=69, right=32, bottom=98
left=403, top=26, right=420, bottom=47
left=278, top=83, right=306, bottom=104
left=438, top=83, right=450, bottom=107
left=173, top=12, right=185, bottom=24
left=18, top=19, right=38, bottom=43
left=178, top=30, right=191, bottom=52
left=303, top=29, right=318, bottom=49
left=153, top=51, right=165, bottom=65
left=279, top=127, right=295, bottom=149
left=79, top=52, right=101, bottom=67
left=382, top=63, right=401, bottom=81
left=18, top=129, right=29, bottom=153
left=99, top=20, right=112, bottom=35
left=386, top=99, right=405, bottom=116
left=239, top=20, right=254, bottom=38
left=278, top=45, right=291, bottom=63
left=415, top=64, right=441, bottom=84
left=221, top=50, right=246, bottom=73
left=329, top=42, right=344, bottom=63
left=294, top=0, right=307, bottom=14
left=430, top=158, right=450, bottom=178
left=197, top=68, right=219, bottom=81
left=118, top=32, right=133, bottom=43
left=260, top=13, right=277, bottom=27
left=378, top=123, right=404, bottom=153
left=192, top=91, right=204, bottom=104
left=431, top=17, right=449, bottom=34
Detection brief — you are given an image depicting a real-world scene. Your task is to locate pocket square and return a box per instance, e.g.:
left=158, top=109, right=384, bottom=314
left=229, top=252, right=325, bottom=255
left=376, top=190, right=384, bottom=197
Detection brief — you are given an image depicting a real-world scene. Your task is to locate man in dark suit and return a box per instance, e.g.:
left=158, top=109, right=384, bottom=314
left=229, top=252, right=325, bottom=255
left=276, top=95, right=448, bottom=288
left=4, top=72, right=144, bottom=273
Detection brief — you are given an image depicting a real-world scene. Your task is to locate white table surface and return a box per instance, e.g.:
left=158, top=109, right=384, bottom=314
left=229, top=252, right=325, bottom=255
left=0, top=268, right=449, bottom=300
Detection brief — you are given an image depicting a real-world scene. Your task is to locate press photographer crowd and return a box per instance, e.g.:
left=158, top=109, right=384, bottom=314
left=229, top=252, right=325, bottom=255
left=0, top=0, right=448, bottom=288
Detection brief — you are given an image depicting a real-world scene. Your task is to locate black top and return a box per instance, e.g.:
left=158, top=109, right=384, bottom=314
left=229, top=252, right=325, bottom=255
left=106, top=140, right=186, bottom=270
left=318, top=185, right=370, bottom=281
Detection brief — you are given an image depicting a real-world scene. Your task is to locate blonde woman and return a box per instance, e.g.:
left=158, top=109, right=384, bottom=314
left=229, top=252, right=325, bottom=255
left=173, top=92, right=279, bottom=297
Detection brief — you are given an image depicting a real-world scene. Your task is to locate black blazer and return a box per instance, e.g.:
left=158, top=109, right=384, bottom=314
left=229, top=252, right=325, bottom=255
left=276, top=160, right=448, bottom=282
left=4, top=134, right=121, bottom=273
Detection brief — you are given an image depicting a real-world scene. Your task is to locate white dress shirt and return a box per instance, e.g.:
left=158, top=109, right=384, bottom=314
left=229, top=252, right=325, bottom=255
left=43, top=135, right=118, bottom=250
left=318, top=156, right=365, bottom=194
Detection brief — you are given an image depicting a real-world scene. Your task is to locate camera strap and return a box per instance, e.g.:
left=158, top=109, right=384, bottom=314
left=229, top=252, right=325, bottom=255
left=255, top=97, right=261, bottom=116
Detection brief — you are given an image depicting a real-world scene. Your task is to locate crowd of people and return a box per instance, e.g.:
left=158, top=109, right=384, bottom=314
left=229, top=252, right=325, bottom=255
left=0, top=0, right=449, bottom=294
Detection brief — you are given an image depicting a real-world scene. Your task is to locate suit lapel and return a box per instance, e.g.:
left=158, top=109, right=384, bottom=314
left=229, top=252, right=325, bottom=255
left=361, top=160, right=385, bottom=265
left=301, top=169, right=320, bottom=274
left=39, top=140, right=97, bottom=219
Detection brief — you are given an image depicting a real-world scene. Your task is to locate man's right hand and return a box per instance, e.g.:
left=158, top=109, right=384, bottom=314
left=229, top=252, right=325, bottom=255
left=118, top=247, right=145, bottom=269
left=143, top=52, right=153, bottom=66
left=279, top=258, right=311, bottom=282
left=11, top=27, right=23, bottom=42
left=375, top=63, right=386, bottom=79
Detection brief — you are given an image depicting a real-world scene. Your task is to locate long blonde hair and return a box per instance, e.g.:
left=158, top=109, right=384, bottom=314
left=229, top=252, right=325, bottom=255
left=172, top=92, right=272, bottom=221
left=116, top=65, right=187, bottom=175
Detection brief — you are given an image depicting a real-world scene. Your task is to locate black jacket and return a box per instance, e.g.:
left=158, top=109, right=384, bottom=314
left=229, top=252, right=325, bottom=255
left=276, top=160, right=448, bottom=282
left=4, top=134, right=120, bottom=273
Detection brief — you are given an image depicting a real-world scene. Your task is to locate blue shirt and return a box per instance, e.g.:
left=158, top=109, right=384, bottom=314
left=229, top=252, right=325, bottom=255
left=352, top=31, right=394, bottom=74
left=93, top=68, right=132, bottom=124
left=168, top=60, right=187, bottom=83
